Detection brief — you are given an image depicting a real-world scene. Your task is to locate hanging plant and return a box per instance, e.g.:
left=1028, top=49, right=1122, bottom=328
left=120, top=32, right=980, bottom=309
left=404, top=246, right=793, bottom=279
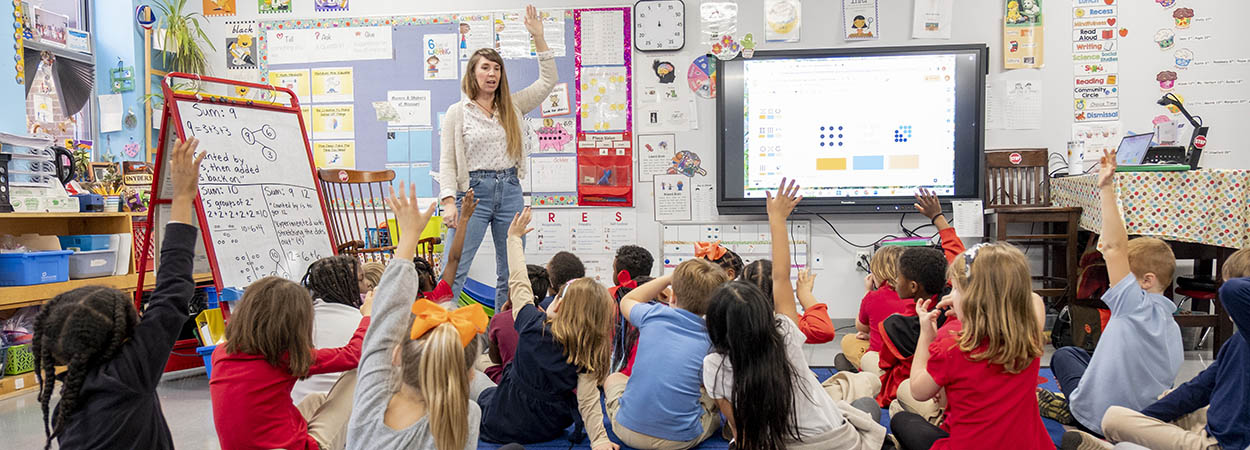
left=153, top=0, right=215, bottom=75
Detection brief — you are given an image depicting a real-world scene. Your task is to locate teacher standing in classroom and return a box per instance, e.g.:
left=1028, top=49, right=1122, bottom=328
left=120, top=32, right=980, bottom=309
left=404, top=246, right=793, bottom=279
left=437, top=5, right=555, bottom=306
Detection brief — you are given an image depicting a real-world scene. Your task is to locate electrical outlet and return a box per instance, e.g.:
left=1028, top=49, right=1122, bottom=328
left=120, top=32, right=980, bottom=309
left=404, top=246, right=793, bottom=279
left=855, top=251, right=871, bottom=271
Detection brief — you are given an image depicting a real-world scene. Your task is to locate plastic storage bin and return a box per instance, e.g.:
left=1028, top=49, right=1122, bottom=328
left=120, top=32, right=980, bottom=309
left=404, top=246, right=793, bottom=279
left=67, top=249, right=118, bottom=279
left=197, top=345, right=217, bottom=380
left=0, top=250, right=72, bottom=286
left=5, top=344, right=33, bottom=375
left=58, top=234, right=111, bottom=251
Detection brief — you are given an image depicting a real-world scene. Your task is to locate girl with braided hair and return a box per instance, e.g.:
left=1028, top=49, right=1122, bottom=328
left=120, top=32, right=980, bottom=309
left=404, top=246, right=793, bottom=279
left=32, top=138, right=205, bottom=450
left=290, top=254, right=367, bottom=404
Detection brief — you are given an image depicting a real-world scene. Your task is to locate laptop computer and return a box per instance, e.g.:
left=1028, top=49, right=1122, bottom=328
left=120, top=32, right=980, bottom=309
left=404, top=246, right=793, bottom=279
left=1114, top=133, right=1190, bottom=172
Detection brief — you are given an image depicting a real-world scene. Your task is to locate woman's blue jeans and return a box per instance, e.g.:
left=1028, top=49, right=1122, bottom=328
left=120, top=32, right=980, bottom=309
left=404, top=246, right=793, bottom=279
left=443, top=168, right=524, bottom=307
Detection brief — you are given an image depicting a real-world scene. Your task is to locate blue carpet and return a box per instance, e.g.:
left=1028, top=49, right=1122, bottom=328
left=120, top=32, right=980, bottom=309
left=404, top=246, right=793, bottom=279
left=477, top=368, right=1067, bottom=449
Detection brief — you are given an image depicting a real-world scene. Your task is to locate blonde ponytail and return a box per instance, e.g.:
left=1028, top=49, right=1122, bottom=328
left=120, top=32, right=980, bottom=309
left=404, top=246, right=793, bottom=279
left=401, top=324, right=471, bottom=450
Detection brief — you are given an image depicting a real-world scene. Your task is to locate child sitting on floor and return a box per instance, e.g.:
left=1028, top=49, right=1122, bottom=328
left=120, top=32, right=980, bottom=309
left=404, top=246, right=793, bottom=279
left=606, top=258, right=730, bottom=449
left=539, top=251, right=584, bottom=309
left=837, top=245, right=905, bottom=373
left=702, top=178, right=885, bottom=449
left=481, top=264, right=548, bottom=384
left=741, top=260, right=837, bottom=344
left=1099, top=248, right=1250, bottom=450
left=696, top=240, right=744, bottom=279
left=291, top=255, right=367, bottom=404
left=891, top=242, right=1051, bottom=450
left=874, top=247, right=949, bottom=408
left=345, top=182, right=487, bottom=450
left=610, top=275, right=655, bottom=375
left=473, top=208, right=616, bottom=449
left=211, top=274, right=371, bottom=450
left=1055, top=150, right=1184, bottom=446
left=415, top=190, right=478, bottom=306
left=32, top=138, right=204, bottom=450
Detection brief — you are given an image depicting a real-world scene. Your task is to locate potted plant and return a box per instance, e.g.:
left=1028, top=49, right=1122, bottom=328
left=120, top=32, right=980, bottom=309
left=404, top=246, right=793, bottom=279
left=153, top=0, right=214, bottom=76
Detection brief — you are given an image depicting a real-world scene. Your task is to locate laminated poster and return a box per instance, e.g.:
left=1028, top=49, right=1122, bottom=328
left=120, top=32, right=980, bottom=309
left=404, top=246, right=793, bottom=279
left=269, top=69, right=311, bottom=101
left=579, top=66, right=629, bottom=132
left=258, top=0, right=291, bottom=14
left=912, top=0, right=954, bottom=39
left=541, top=83, right=571, bottom=117
left=528, top=117, right=576, bottom=153
left=639, top=134, right=676, bottom=178
left=313, top=140, right=355, bottom=169
left=311, top=105, right=355, bottom=140
left=654, top=174, right=692, bottom=222
left=314, top=0, right=347, bottom=12
left=842, top=0, right=879, bottom=41
left=224, top=21, right=257, bottom=70
left=459, top=18, right=495, bottom=59
left=204, top=0, right=236, bottom=16
left=1004, top=0, right=1044, bottom=69
left=387, top=91, right=432, bottom=128
left=310, top=68, right=353, bottom=103
left=423, top=34, right=458, bottom=81
left=765, top=0, right=801, bottom=42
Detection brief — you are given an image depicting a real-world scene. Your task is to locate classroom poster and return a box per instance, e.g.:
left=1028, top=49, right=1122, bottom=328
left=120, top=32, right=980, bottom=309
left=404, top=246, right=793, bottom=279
left=387, top=90, right=432, bottom=127
left=313, top=140, right=355, bottom=168
left=203, top=0, right=236, bottom=16
left=257, top=0, right=291, bottom=14
left=423, top=34, right=457, bottom=80
left=495, top=12, right=530, bottom=58
left=529, top=156, right=579, bottom=193
left=638, top=83, right=697, bottom=133
left=299, top=106, right=312, bottom=139
left=579, top=66, right=629, bottom=132
left=842, top=0, right=879, bottom=41
left=311, top=105, right=355, bottom=140
left=265, top=27, right=392, bottom=65
left=310, top=68, right=353, bottom=103
left=912, top=0, right=954, bottom=39
left=541, top=83, right=571, bottom=117
left=314, top=0, right=347, bottom=12
left=654, top=174, right=692, bottom=222
left=1072, top=2, right=1118, bottom=122
left=580, top=9, right=626, bottom=66
left=528, top=117, right=576, bottom=153
left=1071, top=121, right=1122, bottom=168
left=459, top=17, right=494, bottom=58
left=224, top=21, right=257, bottom=70
left=269, top=69, right=310, bottom=101
left=1004, top=0, right=1044, bottom=69
left=638, top=134, right=676, bottom=178
left=765, top=0, right=801, bottom=42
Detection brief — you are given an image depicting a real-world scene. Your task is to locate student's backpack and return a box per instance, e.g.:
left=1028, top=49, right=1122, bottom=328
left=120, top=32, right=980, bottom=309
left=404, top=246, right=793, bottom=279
left=1055, top=237, right=1112, bottom=352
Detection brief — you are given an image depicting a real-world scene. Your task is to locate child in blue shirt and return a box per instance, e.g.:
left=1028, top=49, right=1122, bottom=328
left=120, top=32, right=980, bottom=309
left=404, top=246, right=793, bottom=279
left=1056, top=150, right=1184, bottom=446
left=1100, top=250, right=1250, bottom=450
left=604, top=258, right=730, bottom=449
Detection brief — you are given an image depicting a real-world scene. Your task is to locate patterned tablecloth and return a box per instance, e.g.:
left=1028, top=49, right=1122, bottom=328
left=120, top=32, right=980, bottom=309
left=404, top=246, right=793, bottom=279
left=1050, top=169, right=1250, bottom=249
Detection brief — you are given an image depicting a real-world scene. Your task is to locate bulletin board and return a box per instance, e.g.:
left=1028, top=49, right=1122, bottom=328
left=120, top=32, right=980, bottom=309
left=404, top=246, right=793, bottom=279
left=255, top=7, right=634, bottom=207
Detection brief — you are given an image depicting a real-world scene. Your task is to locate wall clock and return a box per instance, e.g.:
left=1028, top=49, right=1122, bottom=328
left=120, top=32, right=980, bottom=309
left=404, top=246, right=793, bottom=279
left=634, top=0, right=685, bottom=52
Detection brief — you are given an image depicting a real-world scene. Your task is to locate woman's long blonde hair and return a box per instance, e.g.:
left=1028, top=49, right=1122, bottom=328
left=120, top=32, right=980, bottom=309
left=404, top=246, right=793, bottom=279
left=462, top=48, right=523, bottom=162
left=397, top=323, right=479, bottom=450
left=549, top=278, right=615, bottom=381
left=946, top=243, right=1043, bottom=374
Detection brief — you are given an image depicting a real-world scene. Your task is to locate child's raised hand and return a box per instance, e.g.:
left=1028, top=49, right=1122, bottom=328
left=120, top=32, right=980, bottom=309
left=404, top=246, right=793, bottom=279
left=797, top=269, right=816, bottom=294
left=916, top=299, right=940, bottom=340
left=913, top=187, right=942, bottom=220
left=170, top=138, right=206, bottom=200
left=458, top=189, right=479, bottom=229
left=765, top=177, right=802, bottom=220
left=508, top=207, right=534, bottom=238
left=388, top=182, right=438, bottom=241
left=1097, top=149, right=1118, bottom=189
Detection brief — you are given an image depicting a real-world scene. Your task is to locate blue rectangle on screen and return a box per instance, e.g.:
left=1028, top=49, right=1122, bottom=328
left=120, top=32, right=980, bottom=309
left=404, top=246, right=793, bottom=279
left=387, top=131, right=410, bottom=162
left=411, top=130, right=433, bottom=162
left=852, top=156, right=885, bottom=170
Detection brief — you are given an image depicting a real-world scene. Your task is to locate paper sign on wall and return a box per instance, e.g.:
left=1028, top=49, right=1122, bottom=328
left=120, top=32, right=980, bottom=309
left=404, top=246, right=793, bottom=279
left=266, top=27, right=392, bottom=65
left=530, top=156, right=579, bottom=193
left=765, top=0, right=801, bottom=42
left=843, top=0, right=880, bottom=41
left=269, top=69, right=311, bottom=102
left=654, top=174, right=692, bottom=222
left=313, top=140, right=355, bottom=168
left=639, top=134, right=676, bottom=177
left=528, top=117, right=576, bottom=153
left=311, top=105, right=355, bottom=140
left=310, top=68, right=353, bottom=103
left=423, top=34, right=458, bottom=80
left=912, top=0, right=953, bottom=39
left=541, top=83, right=571, bottom=117
left=579, top=66, right=629, bottom=132
left=1004, top=0, right=1044, bottom=69
left=387, top=91, right=432, bottom=127
left=579, top=10, right=626, bottom=66
left=458, top=18, right=494, bottom=59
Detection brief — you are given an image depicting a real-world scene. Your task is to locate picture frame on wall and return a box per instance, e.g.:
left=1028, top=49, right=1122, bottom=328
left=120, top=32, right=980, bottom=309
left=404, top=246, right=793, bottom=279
left=89, top=162, right=117, bottom=184
left=32, top=7, right=70, bottom=49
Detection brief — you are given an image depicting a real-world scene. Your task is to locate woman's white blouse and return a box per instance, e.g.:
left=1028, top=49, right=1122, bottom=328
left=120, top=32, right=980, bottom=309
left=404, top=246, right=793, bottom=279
left=462, top=101, right=515, bottom=172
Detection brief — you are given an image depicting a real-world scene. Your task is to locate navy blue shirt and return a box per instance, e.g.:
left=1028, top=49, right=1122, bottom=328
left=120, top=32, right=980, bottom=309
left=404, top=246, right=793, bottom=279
left=1141, top=277, right=1250, bottom=449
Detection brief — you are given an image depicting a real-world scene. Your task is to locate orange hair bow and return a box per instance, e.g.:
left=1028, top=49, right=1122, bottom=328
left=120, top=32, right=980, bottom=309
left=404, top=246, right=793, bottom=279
left=694, top=240, right=727, bottom=261
left=409, top=299, right=488, bottom=347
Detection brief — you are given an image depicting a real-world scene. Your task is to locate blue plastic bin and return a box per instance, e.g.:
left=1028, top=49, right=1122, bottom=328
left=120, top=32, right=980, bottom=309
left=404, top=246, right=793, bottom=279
left=462, top=277, right=497, bottom=309
left=57, top=235, right=112, bottom=251
left=197, top=345, right=217, bottom=379
left=0, top=250, right=72, bottom=286
left=203, top=286, right=218, bottom=309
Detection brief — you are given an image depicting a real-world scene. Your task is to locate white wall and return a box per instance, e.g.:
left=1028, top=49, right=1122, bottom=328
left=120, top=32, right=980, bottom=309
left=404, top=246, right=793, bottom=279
left=190, top=0, right=1243, bottom=318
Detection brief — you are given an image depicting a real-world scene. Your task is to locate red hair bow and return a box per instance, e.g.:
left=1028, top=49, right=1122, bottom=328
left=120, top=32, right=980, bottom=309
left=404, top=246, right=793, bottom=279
left=617, top=270, right=637, bottom=289
left=694, top=241, right=727, bottom=261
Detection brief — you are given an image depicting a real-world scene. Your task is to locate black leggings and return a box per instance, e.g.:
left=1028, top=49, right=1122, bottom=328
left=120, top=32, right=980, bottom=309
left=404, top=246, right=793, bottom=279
left=891, top=411, right=949, bottom=450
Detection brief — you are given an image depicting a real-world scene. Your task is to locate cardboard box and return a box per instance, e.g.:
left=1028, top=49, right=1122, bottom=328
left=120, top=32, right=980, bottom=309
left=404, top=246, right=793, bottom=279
left=0, top=372, right=38, bottom=397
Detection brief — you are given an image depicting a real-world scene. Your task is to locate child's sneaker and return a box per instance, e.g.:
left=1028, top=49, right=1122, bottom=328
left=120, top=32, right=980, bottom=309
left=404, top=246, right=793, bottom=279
left=1060, top=430, right=1113, bottom=450
left=833, top=353, right=859, bottom=373
left=1037, top=388, right=1075, bottom=425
